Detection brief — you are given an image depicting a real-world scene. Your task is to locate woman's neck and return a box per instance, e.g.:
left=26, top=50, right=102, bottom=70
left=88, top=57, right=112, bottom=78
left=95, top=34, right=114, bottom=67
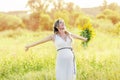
left=58, top=32, right=66, bottom=36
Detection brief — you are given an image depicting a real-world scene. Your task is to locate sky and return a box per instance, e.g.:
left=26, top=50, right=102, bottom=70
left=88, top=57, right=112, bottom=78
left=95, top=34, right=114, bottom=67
left=0, top=0, right=120, bottom=12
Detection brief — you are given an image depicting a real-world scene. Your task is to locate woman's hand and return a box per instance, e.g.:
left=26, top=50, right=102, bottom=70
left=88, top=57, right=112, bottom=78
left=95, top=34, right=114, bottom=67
left=25, top=45, right=29, bottom=52
left=84, top=38, right=88, bottom=42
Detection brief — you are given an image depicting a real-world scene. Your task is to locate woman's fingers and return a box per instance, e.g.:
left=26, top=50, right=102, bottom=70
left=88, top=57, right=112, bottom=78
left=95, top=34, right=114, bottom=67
left=25, top=46, right=29, bottom=52
left=85, top=38, right=88, bottom=41
left=83, top=38, right=88, bottom=42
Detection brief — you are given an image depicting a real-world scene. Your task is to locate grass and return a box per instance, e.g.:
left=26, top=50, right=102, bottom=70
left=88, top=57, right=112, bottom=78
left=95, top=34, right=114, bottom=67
left=0, top=28, right=120, bottom=80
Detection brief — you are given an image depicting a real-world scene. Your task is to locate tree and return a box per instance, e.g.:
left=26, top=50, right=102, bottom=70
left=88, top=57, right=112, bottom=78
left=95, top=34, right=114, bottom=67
left=65, top=2, right=74, bottom=13
left=97, top=9, right=120, bottom=24
left=101, top=0, right=108, bottom=11
left=108, top=2, right=119, bottom=11
left=0, top=13, right=25, bottom=31
left=27, top=0, right=53, bottom=31
left=51, top=0, right=66, bottom=12
left=27, top=0, right=52, bottom=13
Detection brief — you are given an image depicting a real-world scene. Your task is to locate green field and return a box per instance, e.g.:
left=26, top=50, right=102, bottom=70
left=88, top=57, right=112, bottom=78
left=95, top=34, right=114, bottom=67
left=0, top=28, right=120, bottom=80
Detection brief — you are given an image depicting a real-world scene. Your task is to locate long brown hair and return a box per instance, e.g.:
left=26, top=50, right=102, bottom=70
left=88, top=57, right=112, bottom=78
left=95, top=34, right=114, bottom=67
left=53, top=19, right=59, bottom=33
left=53, top=19, right=73, bottom=41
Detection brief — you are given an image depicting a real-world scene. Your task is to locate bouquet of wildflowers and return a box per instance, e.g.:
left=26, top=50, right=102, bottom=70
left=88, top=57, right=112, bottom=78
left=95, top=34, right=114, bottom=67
left=78, top=17, right=95, bottom=48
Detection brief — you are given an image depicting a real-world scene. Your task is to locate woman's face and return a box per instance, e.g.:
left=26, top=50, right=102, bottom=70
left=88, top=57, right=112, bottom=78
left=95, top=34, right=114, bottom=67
left=57, top=20, right=66, bottom=32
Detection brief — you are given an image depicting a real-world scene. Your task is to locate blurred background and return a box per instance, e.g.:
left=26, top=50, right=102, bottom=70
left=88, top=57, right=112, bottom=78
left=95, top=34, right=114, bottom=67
left=0, top=0, right=120, bottom=32
left=0, top=0, right=120, bottom=80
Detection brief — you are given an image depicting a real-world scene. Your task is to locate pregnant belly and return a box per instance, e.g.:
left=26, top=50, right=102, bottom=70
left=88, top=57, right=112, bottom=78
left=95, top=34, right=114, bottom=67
left=57, top=49, right=74, bottom=61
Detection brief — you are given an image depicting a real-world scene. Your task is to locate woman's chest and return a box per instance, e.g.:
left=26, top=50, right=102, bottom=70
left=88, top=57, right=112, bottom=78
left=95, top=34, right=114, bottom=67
left=54, top=35, right=72, bottom=47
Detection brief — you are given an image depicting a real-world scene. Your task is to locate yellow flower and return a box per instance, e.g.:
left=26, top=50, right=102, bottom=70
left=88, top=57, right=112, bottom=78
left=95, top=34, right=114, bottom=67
left=78, top=18, right=96, bottom=47
left=78, top=24, right=82, bottom=30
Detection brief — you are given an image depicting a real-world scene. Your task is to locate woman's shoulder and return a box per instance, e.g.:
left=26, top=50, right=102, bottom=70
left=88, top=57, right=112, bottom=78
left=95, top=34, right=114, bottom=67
left=65, top=31, right=72, bottom=36
left=50, top=33, right=56, bottom=37
left=49, top=33, right=56, bottom=41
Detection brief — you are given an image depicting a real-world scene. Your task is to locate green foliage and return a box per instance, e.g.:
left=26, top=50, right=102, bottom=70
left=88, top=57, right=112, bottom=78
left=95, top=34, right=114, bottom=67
left=27, top=12, right=40, bottom=31
left=0, top=0, right=119, bottom=33
left=39, top=13, right=53, bottom=30
left=92, top=19, right=119, bottom=35
left=101, top=1, right=119, bottom=11
left=80, top=29, right=91, bottom=47
left=26, top=0, right=83, bottom=31
left=97, top=9, right=120, bottom=24
left=27, top=0, right=52, bottom=13
left=69, top=11, right=84, bottom=27
left=0, top=13, right=25, bottom=31
left=96, top=14, right=106, bottom=19
left=76, top=15, right=90, bottom=27
left=114, top=22, right=120, bottom=35
left=108, top=2, right=119, bottom=11
left=26, top=12, right=53, bottom=31
left=53, top=10, right=70, bottom=27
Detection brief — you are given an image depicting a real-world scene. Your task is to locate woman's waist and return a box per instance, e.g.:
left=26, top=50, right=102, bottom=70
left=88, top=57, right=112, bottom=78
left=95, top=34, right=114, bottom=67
left=57, top=47, right=73, bottom=51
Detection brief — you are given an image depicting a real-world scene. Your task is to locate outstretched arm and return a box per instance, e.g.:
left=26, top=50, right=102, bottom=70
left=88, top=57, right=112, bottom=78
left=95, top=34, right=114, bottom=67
left=25, top=34, right=54, bottom=51
left=70, top=33, right=87, bottom=41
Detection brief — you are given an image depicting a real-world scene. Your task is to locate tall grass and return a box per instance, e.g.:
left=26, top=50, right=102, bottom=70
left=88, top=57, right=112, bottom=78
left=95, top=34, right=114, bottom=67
left=0, top=28, right=120, bottom=80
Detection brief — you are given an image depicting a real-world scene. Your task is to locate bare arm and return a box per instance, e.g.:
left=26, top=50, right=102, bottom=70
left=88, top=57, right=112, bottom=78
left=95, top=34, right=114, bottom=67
left=25, top=34, right=54, bottom=51
left=70, top=33, right=87, bottom=41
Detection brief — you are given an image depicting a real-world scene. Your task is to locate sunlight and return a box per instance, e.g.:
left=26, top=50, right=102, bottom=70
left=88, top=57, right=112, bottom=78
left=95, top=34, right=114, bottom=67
left=0, top=0, right=28, bottom=12
left=0, top=0, right=120, bottom=12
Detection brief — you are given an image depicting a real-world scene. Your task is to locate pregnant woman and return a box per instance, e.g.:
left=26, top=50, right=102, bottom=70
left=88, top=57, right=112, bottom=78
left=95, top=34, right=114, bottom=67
left=25, top=19, right=87, bottom=80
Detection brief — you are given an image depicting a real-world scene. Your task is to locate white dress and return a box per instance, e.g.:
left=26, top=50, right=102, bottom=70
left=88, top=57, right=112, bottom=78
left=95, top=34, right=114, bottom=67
left=54, top=34, right=76, bottom=80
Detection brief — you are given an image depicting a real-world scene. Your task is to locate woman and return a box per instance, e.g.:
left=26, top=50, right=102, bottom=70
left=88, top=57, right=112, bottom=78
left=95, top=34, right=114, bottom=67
left=25, top=19, right=87, bottom=80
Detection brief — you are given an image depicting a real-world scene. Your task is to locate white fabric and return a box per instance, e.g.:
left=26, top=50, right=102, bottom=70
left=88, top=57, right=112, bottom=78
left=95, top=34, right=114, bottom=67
left=54, top=34, right=76, bottom=80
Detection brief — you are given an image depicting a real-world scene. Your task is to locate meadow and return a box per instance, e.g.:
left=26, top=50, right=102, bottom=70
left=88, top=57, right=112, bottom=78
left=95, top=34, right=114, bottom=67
left=0, top=28, right=120, bottom=80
